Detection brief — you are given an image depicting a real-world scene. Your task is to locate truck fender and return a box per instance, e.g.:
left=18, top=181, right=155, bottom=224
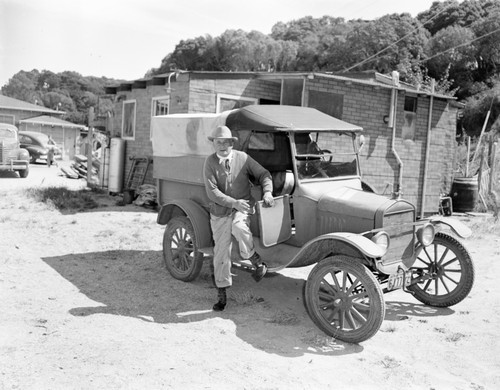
left=157, top=199, right=212, bottom=248
left=428, top=216, right=472, bottom=238
left=315, top=232, right=386, bottom=258
left=276, top=232, right=386, bottom=271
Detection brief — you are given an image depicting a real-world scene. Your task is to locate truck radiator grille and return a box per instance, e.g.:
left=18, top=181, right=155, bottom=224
left=382, top=208, right=415, bottom=265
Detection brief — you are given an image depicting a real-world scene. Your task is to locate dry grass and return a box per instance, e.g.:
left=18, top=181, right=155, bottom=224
left=25, top=186, right=104, bottom=211
left=268, top=310, right=300, bottom=325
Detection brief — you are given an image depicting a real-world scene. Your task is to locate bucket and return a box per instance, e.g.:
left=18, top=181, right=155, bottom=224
left=450, top=177, right=478, bottom=213
left=123, top=189, right=135, bottom=204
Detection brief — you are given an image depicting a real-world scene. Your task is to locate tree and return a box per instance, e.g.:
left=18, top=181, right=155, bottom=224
left=472, top=9, right=500, bottom=80
left=1, top=70, right=40, bottom=104
left=1, top=70, right=120, bottom=125
left=461, top=79, right=500, bottom=137
left=339, top=14, right=429, bottom=74
left=424, top=25, right=476, bottom=97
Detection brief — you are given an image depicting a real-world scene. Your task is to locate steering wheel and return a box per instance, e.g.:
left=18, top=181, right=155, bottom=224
left=319, top=149, right=333, bottom=162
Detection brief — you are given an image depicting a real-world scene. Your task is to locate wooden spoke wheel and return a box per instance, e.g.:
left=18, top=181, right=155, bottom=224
left=409, top=232, right=474, bottom=307
left=163, top=216, right=203, bottom=282
left=304, top=256, right=385, bottom=343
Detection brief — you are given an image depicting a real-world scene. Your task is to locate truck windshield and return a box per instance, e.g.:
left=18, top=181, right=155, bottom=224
left=294, top=132, right=358, bottom=180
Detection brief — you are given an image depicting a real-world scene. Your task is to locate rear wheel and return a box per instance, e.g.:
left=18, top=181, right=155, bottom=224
left=409, top=232, right=474, bottom=307
left=304, top=256, right=385, bottom=343
left=163, top=216, right=203, bottom=281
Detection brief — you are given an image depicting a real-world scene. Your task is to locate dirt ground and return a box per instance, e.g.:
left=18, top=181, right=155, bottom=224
left=1, top=164, right=499, bottom=390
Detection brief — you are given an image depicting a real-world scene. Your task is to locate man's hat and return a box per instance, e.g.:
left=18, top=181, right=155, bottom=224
left=208, top=125, right=238, bottom=141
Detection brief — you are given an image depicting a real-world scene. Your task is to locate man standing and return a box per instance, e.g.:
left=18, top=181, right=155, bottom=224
left=47, top=135, right=56, bottom=167
left=203, top=125, right=274, bottom=311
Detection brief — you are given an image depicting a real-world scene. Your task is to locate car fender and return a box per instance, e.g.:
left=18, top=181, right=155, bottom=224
left=18, top=149, right=30, bottom=160
left=157, top=199, right=212, bottom=248
left=274, top=232, right=385, bottom=270
left=428, top=215, right=472, bottom=238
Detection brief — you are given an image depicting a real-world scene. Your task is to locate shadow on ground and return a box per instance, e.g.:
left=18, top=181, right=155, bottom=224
left=42, top=250, right=364, bottom=356
left=42, top=250, right=454, bottom=356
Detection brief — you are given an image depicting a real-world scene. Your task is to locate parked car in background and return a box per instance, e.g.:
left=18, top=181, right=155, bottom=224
left=19, top=131, right=61, bottom=163
left=0, top=123, right=30, bottom=178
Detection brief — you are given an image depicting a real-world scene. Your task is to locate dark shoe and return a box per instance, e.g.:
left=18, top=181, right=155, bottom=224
left=252, top=263, right=267, bottom=282
left=213, top=287, right=227, bottom=311
left=248, top=252, right=263, bottom=267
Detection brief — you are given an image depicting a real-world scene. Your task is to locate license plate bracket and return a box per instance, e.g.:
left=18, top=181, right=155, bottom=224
left=387, top=269, right=412, bottom=291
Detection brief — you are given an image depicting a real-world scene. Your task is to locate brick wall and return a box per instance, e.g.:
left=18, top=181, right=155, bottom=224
left=109, top=73, right=456, bottom=214
left=109, top=74, right=280, bottom=188
left=306, top=76, right=457, bottom=214
left=189, top=77, right=280, bottom=112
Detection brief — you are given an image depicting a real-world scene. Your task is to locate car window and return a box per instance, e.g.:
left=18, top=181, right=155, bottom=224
left=20, top=135, right=34, bottom=144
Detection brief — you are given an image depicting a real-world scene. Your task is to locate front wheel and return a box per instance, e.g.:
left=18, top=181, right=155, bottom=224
left=304, top=256, right=385, bottom=343
left=408, top=232, right=474, bottom=307
left=163, top=216, right=204, bottom=282
left=19, top=167, right=29, bottom=178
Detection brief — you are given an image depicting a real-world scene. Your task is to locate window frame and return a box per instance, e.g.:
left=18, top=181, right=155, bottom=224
left=402, top=95, right=418, bottom=141
left=216, top=93, right=258, bottom=113
left=121, top=99, right=136, bottom=140
left=151, top=95, right=170, bottom=139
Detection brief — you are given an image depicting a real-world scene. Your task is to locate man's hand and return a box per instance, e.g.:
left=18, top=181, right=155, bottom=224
left=233, top=199, right=251, bottom=213
left=262, top=192, right=274, bottom=207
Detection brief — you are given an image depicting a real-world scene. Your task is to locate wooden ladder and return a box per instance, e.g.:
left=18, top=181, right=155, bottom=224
left=125, top=156, right=151, bottom=191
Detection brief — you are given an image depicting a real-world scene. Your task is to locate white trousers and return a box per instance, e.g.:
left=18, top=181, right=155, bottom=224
left=210, top=210, right=255, bottom=288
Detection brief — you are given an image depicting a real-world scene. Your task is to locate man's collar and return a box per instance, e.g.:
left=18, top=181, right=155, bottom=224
left=217, top=150, right=233, bottom=164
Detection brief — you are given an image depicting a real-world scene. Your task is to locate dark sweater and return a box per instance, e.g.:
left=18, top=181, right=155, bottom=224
left=203, top=150, right=272, bottom=216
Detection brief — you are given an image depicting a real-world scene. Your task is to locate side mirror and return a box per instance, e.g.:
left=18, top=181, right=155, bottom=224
left=357, top=135, right=365, bottom=152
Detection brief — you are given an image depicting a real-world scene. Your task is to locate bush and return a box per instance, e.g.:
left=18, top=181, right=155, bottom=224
left=26, top=186, right=101, bottom=211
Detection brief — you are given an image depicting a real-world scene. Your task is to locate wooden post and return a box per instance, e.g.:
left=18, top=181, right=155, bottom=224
left=466, top=136, right=470, bottom=177
left=471, top=109, right=491, bottom=165
left=87, top=107, right=94, bottom=186
left=478, top=145, right=484, bottom=194
left=489, top=142, right=497, bottom=194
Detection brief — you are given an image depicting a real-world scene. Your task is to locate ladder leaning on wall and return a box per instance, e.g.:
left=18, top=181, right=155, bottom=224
left=125, top=156, right=151, bottom=192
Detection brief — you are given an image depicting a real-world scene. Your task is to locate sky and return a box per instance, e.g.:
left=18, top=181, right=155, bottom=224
left=0, top=0, right=443, bottom=87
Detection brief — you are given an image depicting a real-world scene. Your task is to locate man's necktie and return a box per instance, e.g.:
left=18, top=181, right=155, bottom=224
left=225, top=159, right=230, bottom=172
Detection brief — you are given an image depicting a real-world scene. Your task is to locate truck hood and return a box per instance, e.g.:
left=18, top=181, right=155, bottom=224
left=317, top=186, right=395, bottom=220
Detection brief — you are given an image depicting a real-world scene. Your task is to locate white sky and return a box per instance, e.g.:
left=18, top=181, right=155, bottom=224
left=1, top=0, right=442, bottom=87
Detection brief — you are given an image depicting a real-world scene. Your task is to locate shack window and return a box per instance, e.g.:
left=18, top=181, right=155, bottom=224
left=402, top=96, right=417, bottom=141
left=152, top=96, right=169, bottom=116
left=151, top=96, right=169, bottom=139
left=122, top=100, right=136, bottom=140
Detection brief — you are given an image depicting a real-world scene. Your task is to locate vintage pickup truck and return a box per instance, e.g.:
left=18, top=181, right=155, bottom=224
left=152, top=105, right=474, bottom=343
left=0, top=123, right=30, bottom=178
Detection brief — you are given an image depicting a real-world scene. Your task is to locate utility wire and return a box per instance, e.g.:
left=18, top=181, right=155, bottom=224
left=420, top=26, right=500, bottom=63
left=343, top=2, right=455, bottom=72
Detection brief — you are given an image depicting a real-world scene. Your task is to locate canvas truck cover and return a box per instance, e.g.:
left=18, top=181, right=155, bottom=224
left=152, top=112, right=231, bottom=158
left=152, top=112, right=233, bottom=185
left=151, top=106, right=363, bottom=184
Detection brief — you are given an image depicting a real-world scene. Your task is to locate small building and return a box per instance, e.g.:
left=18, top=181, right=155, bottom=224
left=0, top=95, right=86, bottom=160
left=105, top=71, right=459, bottom=215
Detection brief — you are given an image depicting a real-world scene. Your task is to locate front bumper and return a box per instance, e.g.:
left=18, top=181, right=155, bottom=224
left=0, top=160, right=30, bottom=171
